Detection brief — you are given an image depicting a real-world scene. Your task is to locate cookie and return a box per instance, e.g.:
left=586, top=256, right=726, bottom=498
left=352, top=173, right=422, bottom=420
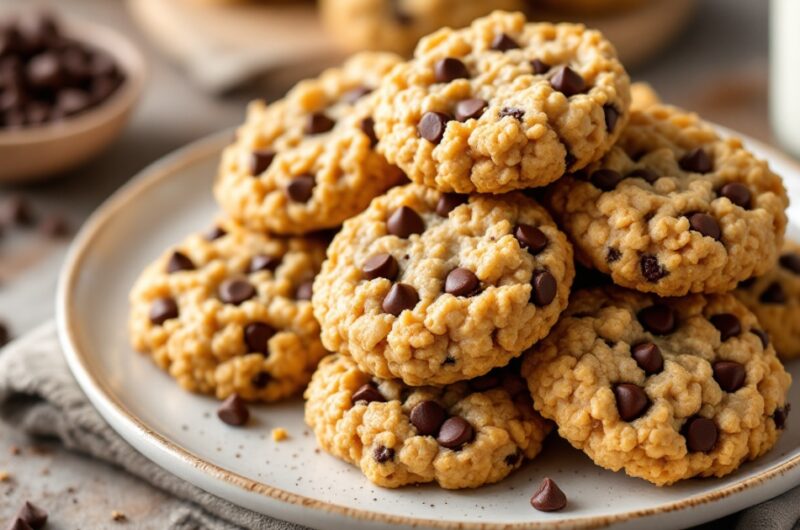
left=312, top=183, right=574, bottom=386
left=304, top=354, right=551, bottom=489
left=546, top=103, right=789, bottom=296
left=129, top=220, right=329, bottom=402
left=320, top=0, right=526, bottom=56
left=214, top=52, right=407, bottom=235
left=630, top=81, right=661, bottom=111
left=373, top=11, right=631, bottom=194
left=522, top=287, right=792, bottom=486
left=735, top=240, right=800, bottom=361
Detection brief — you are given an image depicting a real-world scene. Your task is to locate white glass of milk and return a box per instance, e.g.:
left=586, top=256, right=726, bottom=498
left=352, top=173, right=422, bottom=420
left=771, top=0, right=800, bottom=157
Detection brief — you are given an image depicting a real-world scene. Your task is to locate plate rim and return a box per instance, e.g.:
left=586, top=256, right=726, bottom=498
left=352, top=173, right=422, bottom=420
left=56, top=127, right=800, bottom=530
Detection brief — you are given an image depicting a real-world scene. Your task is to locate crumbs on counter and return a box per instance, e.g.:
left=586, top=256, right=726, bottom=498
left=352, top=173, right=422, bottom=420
left=271, top=427, right=288, bottom=442
left=111, top=510, right=127, bottom=522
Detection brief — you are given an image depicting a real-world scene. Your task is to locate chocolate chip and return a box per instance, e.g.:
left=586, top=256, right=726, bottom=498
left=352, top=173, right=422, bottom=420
left=217, top=394, right=249, bottom=426
left=436, top=416, right=474, bottom=449
left=504, top=449, right=523, bottom=466
left=387, top=206, right=425, bottom=238
left=607, top=248, right=621, bottom=263
left=632, top=342, right=663, bottom=375
left=352, top=383, right=385, bottom=404
left=454, top=98, right=487, bottom=122
left=410, top=400, right=447, bottom=436
left=363, top=253, right=399, bottom=280
left=491, top=32, right=519, bottom=51
left=603, top=104, right=619, bottom=133
left=774, top=404, right=791, bottom=430
left=244, top=322, right=274, bottom=355
left=713, top=361, right=746, bottom=392
left=436, top=193, right=468, bottom=217
left=738, top=277, right=757, bottom=289
left=417, top=111, right=451, bottom=143
left=591, top=169, right=623, bottom=191
left=445, top=268, right=480, bottom=297
left=499, top=107, right=524, bottom=121
left=638, top=304, right=676, bottom=335
left=26, top=52, right=62, bottom=88
left=530, top=477, right=567, bottom=512
left=688, top=213, right=721, bottom=241
left=285, top=174, right=315, bottom=203
left=149, top=297, right=178, bottom=325
left=753, top=328, right=769, bottom=348
left=779, top=253, right=800, bottom=275
left=249, top=254, right=281, bottom=273
left=760, top=282, right=786, bottom=304
left=640, top=254, right=667, bottom=282
left=0, top=321, right=10, bottom=347
left=531, top=271, right=557, bottom=306
left=342, top=85, right=372, bottom=104
left=373, top=445, right=394, bottom=463
left=679, top=148, right=713, bottom=173
left=683, top=416, right=718, bottom=452
left=530, top=59, right=550, bottom=75
left=360, top=116, right=378, bottom=147
left=295, top=281, right=313, bottom=301
left=550, top=66, right=586, bottom=97
left=1, top=195, right=34, bottom=226
left=434, top=57, right=469, bottom=83
left=627, top=168, right=659, bottom=183
left=382, top=283, right=419, bottom=316
left=218, top=279, right=256, bottom=305
left=166, top=251, right=194, bottom=273
left=8, top=518, right=34, bottom=530
left=249, top=149, right=275, bottom=176
left=251, top=371, right=270, bottom=388
left=37, top=214, right=69, bottom=238
left=614, top=383, right=650, bottom=421
left=16, top=501, right=47, bottom=529
left=204, top=226, right=226, bottom=241
left=305, top=111, right=335, bottom=134
left=719, top=183, right=751, bottom=209
left=515, top=224, right=548, bottom=255
left=470, top=372, right=500, bottom=392
left=709, top=313, right=741, bottom=341
left=56, top=88, right=90, bottom=116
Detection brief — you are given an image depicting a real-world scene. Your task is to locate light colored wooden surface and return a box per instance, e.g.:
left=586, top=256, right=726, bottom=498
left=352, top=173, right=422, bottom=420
left=0, top=0, right=783, bottom=528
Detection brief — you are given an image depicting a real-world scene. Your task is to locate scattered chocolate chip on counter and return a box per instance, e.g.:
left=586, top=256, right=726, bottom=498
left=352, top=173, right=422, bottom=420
left=530, top=477, right=567, bottom=512
left=13, top=501, right=48, bottom=530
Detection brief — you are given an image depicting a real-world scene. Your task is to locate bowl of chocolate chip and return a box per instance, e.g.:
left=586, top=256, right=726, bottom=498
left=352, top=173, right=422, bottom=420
left=0, top=11, right=145, bottom=182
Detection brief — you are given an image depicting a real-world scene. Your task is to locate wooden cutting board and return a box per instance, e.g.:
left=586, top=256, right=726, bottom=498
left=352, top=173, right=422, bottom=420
left=127, top=0, right=694, bottom=93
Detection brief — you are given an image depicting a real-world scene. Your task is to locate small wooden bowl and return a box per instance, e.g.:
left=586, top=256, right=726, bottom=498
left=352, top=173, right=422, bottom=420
left=0, top=16, right=146, bottom=183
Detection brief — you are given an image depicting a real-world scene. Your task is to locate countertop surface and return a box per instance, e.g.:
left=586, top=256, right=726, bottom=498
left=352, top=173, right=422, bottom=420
left=0, top=0, right=783, bottom=527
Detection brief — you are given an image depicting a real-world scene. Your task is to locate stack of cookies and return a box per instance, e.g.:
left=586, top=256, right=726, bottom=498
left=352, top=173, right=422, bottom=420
left=129, top=10, right=793, bottom=492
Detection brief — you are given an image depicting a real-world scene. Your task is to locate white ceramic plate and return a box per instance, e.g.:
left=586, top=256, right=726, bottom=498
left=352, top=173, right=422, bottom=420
left=57, top=128, right=800, bottom=530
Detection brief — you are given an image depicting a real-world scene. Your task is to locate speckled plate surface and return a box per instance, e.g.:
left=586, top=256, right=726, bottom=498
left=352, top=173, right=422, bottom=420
left=57, top=128, right=800, bottom=530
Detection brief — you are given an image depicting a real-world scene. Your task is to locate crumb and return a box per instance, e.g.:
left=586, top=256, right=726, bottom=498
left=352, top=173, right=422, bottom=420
left=111, top=510, right=127, bottom=522
left=271, top=427, right=289, bottom=442
left=0, top=470, right=10, bottom=482
left=10, top=446, right=21, bottom=456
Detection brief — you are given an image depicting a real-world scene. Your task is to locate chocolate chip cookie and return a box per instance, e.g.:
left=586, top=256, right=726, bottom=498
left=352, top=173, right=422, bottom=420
left=522, top=287, right=792, bottom=486
left=304, top=354, right=551, bottom=489
left=735, top=240, right=800, bottom=361
left=129, top=220, right=329, bottom=402
left=312, top=183, right=574, bottom=386
left=320, top=0, right=527, bottom=56
left=214, top=52, right=407, bottom=235
left=546, top=104, right=789, bottom=296
left=373, top=10, right=631, bottom=194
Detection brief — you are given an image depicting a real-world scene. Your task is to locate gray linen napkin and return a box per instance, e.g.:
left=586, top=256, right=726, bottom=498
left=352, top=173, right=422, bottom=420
left=0, top=322, right=798, bottom=530
left=0, top=322, right=307, bottom=530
